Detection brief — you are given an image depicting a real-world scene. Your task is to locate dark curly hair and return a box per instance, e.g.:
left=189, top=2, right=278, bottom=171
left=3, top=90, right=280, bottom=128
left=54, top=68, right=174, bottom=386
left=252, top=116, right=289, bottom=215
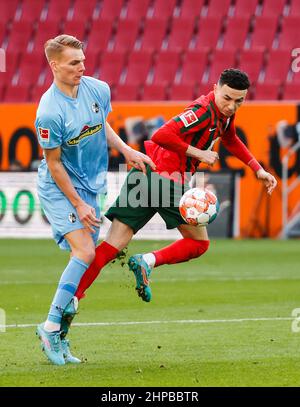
left=218, top=68, right=250, bottom=90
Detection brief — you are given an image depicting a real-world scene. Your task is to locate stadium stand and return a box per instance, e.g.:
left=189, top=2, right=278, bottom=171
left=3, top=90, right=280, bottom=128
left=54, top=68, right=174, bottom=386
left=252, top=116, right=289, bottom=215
left=238, top=48, right=265, bottom=84
left=124, top=0, right=151, bottom=20
left=142, top=83, right=167, bottom=100
left=139, top=18, right=167, bottom=52
left=254, top=80, right=281, bottom=100
left=222, top=17, right=251, bottom=50
left=123, top=50, right=153, bottom=86
left=71, top=0, right=98, bottom=21
left=233, top=0, right=258, bottom=18
left=19, top=0, right=45, bottom=23
left=283, top=82, right=300, bottom=100
left=179, top=0, right=205, bottom=19
left=167, top=17, right=195, bottom=52
left=0, top=0, right=298, bottom=101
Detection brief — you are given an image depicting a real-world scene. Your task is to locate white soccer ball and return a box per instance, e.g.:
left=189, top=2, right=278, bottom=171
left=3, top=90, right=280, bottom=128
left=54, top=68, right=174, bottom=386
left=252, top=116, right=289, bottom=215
left=179, top=187, right=220, bottom=226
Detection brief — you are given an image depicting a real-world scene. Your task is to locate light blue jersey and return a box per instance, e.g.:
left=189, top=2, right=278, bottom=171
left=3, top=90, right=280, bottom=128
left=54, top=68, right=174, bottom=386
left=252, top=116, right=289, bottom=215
left=35, top=76, right=111, bottom=194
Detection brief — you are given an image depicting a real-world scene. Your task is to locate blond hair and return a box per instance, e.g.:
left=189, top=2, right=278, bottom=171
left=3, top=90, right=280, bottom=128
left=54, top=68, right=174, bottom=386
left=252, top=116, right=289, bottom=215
left=44, top=34, right=83, bottom=62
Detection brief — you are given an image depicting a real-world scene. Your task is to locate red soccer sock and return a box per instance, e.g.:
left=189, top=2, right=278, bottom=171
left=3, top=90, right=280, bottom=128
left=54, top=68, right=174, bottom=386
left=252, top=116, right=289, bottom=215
left=75, top=241, right=119, bottom=300
left=153, top=238, right=209, bottom=267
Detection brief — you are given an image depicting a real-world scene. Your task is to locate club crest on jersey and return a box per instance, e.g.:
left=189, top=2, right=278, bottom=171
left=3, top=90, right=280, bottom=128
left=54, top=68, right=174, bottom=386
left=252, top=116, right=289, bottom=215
left=68, top=213, right=76, bottom=223
left=38, top=127, right=50, bottom=142
left=179, top=110, right=198, bottom=127
left=92, top=102, right=99, bottom=113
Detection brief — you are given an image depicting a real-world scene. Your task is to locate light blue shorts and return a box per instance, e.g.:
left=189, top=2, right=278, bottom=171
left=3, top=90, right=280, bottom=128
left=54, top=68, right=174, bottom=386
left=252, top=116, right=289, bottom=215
left=38, top=182, right=100, bottom=251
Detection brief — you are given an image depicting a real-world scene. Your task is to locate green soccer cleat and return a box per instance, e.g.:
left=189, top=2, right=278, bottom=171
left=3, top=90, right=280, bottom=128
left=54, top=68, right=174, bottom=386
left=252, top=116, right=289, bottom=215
left=60, top=296, right=79, bottom=338
left=61, top=338, right=81, bottom=364
left=128, top=254, right=152, bottom=302
left=36, top=323, right=65, bottom=366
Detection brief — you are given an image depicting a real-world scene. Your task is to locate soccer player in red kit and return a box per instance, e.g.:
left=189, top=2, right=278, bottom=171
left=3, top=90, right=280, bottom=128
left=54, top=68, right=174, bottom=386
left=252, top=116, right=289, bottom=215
left=61, top=69, right=277, bottom=335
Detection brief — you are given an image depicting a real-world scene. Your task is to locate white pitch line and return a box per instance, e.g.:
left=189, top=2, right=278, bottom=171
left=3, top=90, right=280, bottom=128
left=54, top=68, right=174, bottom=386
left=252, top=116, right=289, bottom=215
left=0, top=317, right=293, bottom=330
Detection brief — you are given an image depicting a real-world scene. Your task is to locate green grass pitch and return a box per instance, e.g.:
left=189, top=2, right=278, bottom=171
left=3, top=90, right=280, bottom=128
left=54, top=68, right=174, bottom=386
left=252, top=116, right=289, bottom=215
left=0, top=238, right=299, bottom=387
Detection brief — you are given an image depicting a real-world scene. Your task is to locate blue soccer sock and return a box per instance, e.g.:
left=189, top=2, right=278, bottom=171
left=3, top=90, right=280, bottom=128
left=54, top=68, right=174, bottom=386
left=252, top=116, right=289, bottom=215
left=47, top=256, right=89, bottom=325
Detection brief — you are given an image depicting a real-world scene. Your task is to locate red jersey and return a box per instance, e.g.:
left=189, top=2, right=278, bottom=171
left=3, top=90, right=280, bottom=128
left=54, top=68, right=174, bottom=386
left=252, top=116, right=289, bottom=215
left=144, top=91, right=261, bottom=182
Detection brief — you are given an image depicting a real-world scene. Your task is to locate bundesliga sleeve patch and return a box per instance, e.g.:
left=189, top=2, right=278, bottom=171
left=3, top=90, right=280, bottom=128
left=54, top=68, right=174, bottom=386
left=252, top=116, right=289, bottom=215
left=38, top=127, right=50, bottom=142
left=179, top=110, right=198, bottom=127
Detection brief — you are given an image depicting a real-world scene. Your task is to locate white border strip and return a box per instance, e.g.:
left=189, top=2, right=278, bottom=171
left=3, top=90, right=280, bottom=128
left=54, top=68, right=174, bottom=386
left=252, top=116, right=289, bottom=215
left=0, top=317, right=292, bottom=330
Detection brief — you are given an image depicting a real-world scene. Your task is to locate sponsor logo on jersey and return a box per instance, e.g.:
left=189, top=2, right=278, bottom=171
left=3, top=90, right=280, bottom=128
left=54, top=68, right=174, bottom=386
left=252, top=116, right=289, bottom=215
left=38, top=127, right=50, bottom=142
left=179, top=110, right=198, bottom=127
left=67, top=123, right=102, bottom=146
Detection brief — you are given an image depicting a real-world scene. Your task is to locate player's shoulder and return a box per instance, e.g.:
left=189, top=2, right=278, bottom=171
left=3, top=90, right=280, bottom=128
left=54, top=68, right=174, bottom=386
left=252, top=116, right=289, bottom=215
left=81, top=76, right=110, bottom=93
left=81, top=76, right=111, bottom=105
left=186, top=92, right=214, bottom=116
left=36, top=84, right=61, bottom=119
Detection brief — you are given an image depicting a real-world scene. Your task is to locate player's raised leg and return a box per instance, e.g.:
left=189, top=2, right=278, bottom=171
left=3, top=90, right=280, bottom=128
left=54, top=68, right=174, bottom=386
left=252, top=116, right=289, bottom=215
left=129, top=225, right=209, bottom=302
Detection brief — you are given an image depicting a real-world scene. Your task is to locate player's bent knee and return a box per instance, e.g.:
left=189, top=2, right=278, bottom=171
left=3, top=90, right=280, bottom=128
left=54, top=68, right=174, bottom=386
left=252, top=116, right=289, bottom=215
left=74, top=248, right=95, bottom=265
left=192, top=239, right=210, bottom=259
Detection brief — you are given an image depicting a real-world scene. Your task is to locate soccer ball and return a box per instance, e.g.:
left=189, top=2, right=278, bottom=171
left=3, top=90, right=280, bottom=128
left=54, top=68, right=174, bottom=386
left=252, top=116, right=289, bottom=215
left=179, top=187, right=220, bottom=226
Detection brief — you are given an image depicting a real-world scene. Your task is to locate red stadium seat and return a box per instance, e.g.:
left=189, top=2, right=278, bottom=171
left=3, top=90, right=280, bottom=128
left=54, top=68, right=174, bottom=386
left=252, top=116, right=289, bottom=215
left=207, top=49, right=237, bottom=85
left=290, top=67, right=300, bottom=83
left=206, top=0, right=231, bottom=18
left=179, top=0, right=205, bottom=19
left=168, top=83, right=196, bottom=101
left=152, top=50, right=181, bottom=86
left=113, top=84, right=140, bottom=101
left=261, top=0, right=286, bottom=17
left=282, top=83, right=300, bottom=100
left=0, top=21, right=6, bottom=47
left=180, top=50, right=208, bottom=85
left=222, top=17, right=250, bottom=50
left=99, top=0, right=124, bottom=20
left=84, top=49, right=100, bottom=76
left=124, top=0, right=151, bottom=20
left=43, top=68, right=54, bottom=87
left=46, top=0, right=72, bottom=22
left=140, top=18, right=167, bottom=52
left=250, top=16, right=278, bottom=49
left=238, top=48, right=265, bottom=83
left=71, top=0, right=97, bottom=21
left=20, top=0, right=46, bottom=22
left=289, top=0, right=300, bottom=17
left=198, top=82, right=214, bottom=96
left=124, top=50, right=153, bottom=86
left=264, top=49, right=291, bottom=82
left=233, top=0, right=258, bottom=17
left=31, top=20, right=61, bottom=53
left=4, top=85, right=30, bottom=102
left=85, top=19, right=113, bottom=53
left=17, top=52, right=45, bottom=86
left=0, top=83, right=5, bottom=101
left=113, top=19, right=140, bottom=52
left=194, top=16, right=223, bottom=51
left=277, top=16, right=299, bottom=50
left=253, top=81, right=281, bottom=100
left=6, top=21, right=33, bottom=52
left=98, top=51, right=126, bottom=87
left=167, top=17, right=195, bottom=52
left=142, top=84, right=167, bottom=100
left=151, top=0, right=177, bottom=19
left=31, top=84, right=51, bottom=102
left=1, top=50, right=20, bottom=86
left=0, top=0, right=18, bottom=23
left=63, top=19, right=87, bottom=40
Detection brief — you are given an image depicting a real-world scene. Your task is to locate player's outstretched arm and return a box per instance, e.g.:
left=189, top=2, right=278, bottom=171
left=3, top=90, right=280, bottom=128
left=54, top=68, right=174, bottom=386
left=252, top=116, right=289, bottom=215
left=105, top=122, right=156, bottom=174
left=256, top=168, right=277, bottom=195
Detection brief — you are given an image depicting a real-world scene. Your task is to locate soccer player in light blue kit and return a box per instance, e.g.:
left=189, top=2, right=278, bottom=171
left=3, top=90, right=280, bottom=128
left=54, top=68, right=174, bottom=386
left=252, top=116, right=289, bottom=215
left=35, top=35, right=155, bottom=365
